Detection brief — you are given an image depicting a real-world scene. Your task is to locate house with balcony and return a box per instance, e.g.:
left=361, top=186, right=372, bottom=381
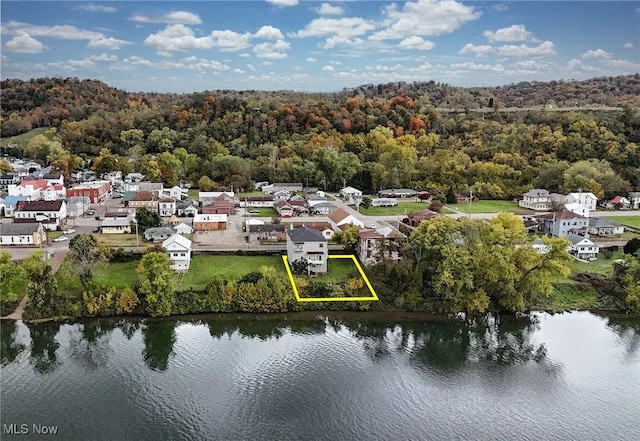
left=537, top=211, right=588, bottom=237
left=286, top=226, right=328, bottom=275
left=162, top=234, right=192, bottom=272
left=519, top=189, right=551, bottom=211
left=588, top=218, right=624, bottom=237
left=358, top=226, right=405, bottom=266
left=566, top=234, right=599, bottom=261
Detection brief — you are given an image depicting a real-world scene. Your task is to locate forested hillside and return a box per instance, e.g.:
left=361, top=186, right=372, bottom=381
left=1, top=75, right=639, bottom=197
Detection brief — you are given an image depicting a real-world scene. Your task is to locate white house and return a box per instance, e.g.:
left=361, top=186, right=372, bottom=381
left=311, top=202, right=337, bottom=215
left=537, top=211, right=588, bottom=237
left=14, top=200, right=67, bottom=230
left=339, top=186, right=363, bottom=205
left=563, top=202, right=590, bottom=218
left=158, top=198, right=176, bottom=217
left=173, top=222, right=193, bottom=236
left=162, top=234, right=192, bottom=271
left=519, top=189, right=551, bottom=211
left=372, top=198, right=398, bottom=207
left=164, top=186, right=188, bottom=200
left=603, top=196, right=631, bottom=210
left=588, top=218, right=624, bottom=237
left=531, top=238, right=551, bottom=254
left=328, top=208, right=364, bottom=230
left=566, top=234, right=599, bottom=261
left=566, top=192, right=598, bottom=211
left=0, top=223, right=47, bottom=246
left=286, top=226, right=328, bottom=275
left=629, top=192, right=640, bottom=210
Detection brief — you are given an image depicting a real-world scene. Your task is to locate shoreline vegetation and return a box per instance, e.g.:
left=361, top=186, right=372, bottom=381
left=3, top=217, right=639, bottom=323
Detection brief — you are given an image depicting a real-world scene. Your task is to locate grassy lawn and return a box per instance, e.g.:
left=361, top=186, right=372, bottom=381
left=94, top=234, right=140, bottom=247
left=246, top=207, right=278, bottom=217
left=187, top=189, right=199, bottom=200
left=93, top=261, right=140, bottom=290
left=359, top=200, right=430, bottom=216
left=48, top=231, right=64, bottom=240
left=446, top=200, right=520, bottom=213
left=237, top=191, right=267, bottom=197
left=608, top=216, right=640, bottom=229
left=178, top=255, right=284, bottom=290
left=312, top=258, right=360, bottom=282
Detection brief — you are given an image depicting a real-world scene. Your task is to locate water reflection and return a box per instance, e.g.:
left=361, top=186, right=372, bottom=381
left=602, top=314, right=640, bottom=361
left=27, top=322, right=61, bottom=374
left=142, top=319, right=177, bottom=371
left=1, top=320, right=25, bottom=366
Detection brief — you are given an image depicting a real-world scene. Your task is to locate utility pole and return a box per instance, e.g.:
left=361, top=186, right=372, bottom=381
left=469, top=190, right=473, bottom=219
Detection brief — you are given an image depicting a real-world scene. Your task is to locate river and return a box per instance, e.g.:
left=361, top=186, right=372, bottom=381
left=1, top=311, right=639, bottom=441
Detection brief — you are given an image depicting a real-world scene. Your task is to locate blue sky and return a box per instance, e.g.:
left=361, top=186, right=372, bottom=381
left=1, top=1, right=639, bottom=93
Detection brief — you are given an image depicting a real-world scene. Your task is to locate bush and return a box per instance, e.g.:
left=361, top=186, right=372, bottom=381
left=110, top=248, right=142, bottom=263
left=428, top=200, right=443, bottom=212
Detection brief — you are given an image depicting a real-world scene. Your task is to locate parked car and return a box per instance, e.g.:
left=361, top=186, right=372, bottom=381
left=87, top=210, right=95, bottom=215
left=63, top=229, right=76, bottom=234
left=367, top=224, right=377, bottom=229
left=249, top=209, right=260, bottom=214
left=53, top=236, right=69, bottom=242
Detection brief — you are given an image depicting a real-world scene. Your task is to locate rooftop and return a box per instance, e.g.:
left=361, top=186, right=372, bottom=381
left=287, top=225, right=327, bottom=242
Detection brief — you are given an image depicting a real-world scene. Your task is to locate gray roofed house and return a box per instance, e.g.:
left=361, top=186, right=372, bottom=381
left=588, top=217, right=624, bottom=236
left=100, top=217, right=132, bottom=234
left=0, top=222, right=47, bottom=246
left=144, top=227, right=175, bottom=242
left=286, top=226, right=328, bottom=275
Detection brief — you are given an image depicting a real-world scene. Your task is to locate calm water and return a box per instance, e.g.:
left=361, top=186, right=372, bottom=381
left=1, top=311, right=639, bottom=441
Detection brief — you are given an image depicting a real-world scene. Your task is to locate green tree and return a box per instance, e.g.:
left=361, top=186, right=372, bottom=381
left=22, top=251, right=59, bottom=319
left=137, top=252, right=175, bottom=317
left=116, top=287, right=140, bottom=314
left=334, top=224, right=361, bottom=252
left=198, top=175, right=217, bottom=191
left=68, top=234, right=110, bottom=287
left=0, top=159, right=13, bottom=174
left=135, top=207, right=161, bottom=233
left=0, top=252, right=25, bottom=307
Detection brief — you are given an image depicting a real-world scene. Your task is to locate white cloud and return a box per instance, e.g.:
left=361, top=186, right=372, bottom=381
left=253, top=39, right=290, bottom=58
left=369, top=0, right=481, bottom=40
left=247, top=64, right=256, bottom=71
left=210, top=30, right=252, bottom=52
left=266, top=0, right=299, bottom=7
left=5, top=33, right=47, bottom=53
left=318, top=3, right=344, bottom=15
left=322, top=65, right=335, bottom=72
left=582, top=49, right=612, bottom=59
left=623, top=42, right=634, bottom=49
left=294, top=17, right=375, bottom=38
left=254, top=25, right=284, bottom=40
left=87, top=53, right=118, bottom=62
left=483, top=24, right=532, bottom=42
left=130, top=11, right=202, bottom=25
left=76, top=3, right=117, bottom=13
left=498, top=41, right=556, bottom=57
left=322, top=36, right=363, bottom=49
left=124, top=56, right=153, bottom=66
left=458, top=43, right=493, bottom=57
left=398, top=36, right=435, bottom=50
left=451, top=61, right=504, bottom=71
left=233, top=68, right=246, bottom=74
left=88, top=37, right=132, bottom=50
left=567, top=59, right=596, bottom=72
left=163, top=57, right=230, bottom=72
left=238, top=53, right=251, bottom=58
left=306, top=57, right=317, bottom=62
left=144, top=25, right=251, bottom=53
left=4, top=21, right=104, bottom=40
left=68, top=59, right=96, bottom=69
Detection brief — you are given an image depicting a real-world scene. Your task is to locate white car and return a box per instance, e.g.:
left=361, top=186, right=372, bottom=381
left=63, top=229, right=76, bottom=234
left=53, top=236, right=69, bottom=242
left=368, top=224, right=377, bottom=229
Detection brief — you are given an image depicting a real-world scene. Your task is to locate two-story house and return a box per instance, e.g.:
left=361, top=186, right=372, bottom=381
left=286, top=226, right=328, bottom=275
left=162, top=234, right=192, bottom=272
left=158, top=198, right=177, bottom=217
left=519, top=189, right=551, bottom=211
left=537, top=211, right=588, bottom=237
left=14, top=200, right=67, bottom=230
left=566, top=234, right=599, bottom=260
left=339, top=186, right=363, bottom=205
left=565, top=192, right=598, bottom=211
left=358, top=226, right=405, bottom=266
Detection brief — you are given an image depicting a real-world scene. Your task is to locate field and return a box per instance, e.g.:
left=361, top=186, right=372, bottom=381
left=609, top=216, right=640, bottom=229
left=93, top=261, right=141, bottom=290
left=94, top=234, right=140, bottom=247
left=187, top=189, right=199, bottom=200
left=446, top=200, right=521, bottom=213
left=237, top=191, right=267, bottom=197
left=245, top=207, right=278, bottom=217
left=177, top=255, right=283, bottom=289
left=359, top=200, right=430, bottom=216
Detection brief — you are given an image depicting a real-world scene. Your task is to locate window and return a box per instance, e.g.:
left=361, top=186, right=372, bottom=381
left=319, top=243, right=324, bottom=248
left=181, top=253, right=185, bottom=257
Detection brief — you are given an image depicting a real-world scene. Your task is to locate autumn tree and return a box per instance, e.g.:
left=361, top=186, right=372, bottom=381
left=68, top=234, right=110, bottom=287
left=137, top=251, right=175, bottom=317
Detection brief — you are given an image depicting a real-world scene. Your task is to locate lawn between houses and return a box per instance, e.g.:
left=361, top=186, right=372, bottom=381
left=446, top=200, right=521, bottom=213
left=609, top=216, right=640, bottom=229
left=359, top=200, right=430, bottom=215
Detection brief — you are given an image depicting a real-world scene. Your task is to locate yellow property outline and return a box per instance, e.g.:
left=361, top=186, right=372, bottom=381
left=282, top=255, right=379, bottom=302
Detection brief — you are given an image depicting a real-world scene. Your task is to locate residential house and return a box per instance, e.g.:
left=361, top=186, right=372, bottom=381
left=378, top=188, right=417, bottom=198
left=193, top=214, right=227, bottom=231
left=2, top=195, right=28, bottom=217
left=176, top=200, right=199, bottom=217
left=339, top=186, right=363, bottom=204
left=42, top=172, right=64, bottom=186
left=8, top=179, right=50, bottom=200
left=14, top=200, right=67, bottom=230
left=588, top=218, right=624, bottom=237
left=0, top=223, right=47, bottom=246
left=531, top=238, right=551, bottom=254
left=566, top=234, right=599, bottom=260
left=629, top=192, right=640, bottom=210
left=358, top=226, right=405, bottom=266
left=454, top=193, right=479, bottom=204
left=128, top=191, right=159, bottom=212
left=173, top=222, right=193, bottom=236
left=138, top=182, right=164, bottom=196
left=537, top=211, right=588, bottom=237
left=238, top=196, right=274, bottom=208
left=603, top=196, right=631, bottom=210
left=163, top=186, right=188, bottom=200
left=566, top=192, right=598, bottom=211
left=158, top=198, right=177, bottom=217
left=244, top=218, right=265, bottom=229
left=273, top=190, right=290, bottom=201
left=144, top=227, right=175, bottom=242
left=162, top=234, right=192, bottom=272
left=328, top=208, right=364, bottom=230
left=202, top=195, right=236, bottom=215
left=100, top=217, right=132, bottom=234
left=275, top=200, right=295, bottom=217
left=519, top=189, right=551, bottom=211
left=0, top=173, right=20, bottom=190
left=406, top=208, right=439, bottom=227
left=199, top=191, right=235, bottom=204
left=371, top=198, right=398, bottom=207
left=249, top=224, right=287, bottom=241
left=311, top=202, right=338, bottom=215
left=254, top=181, right=269, bottom=190
left=563, top=203, right=590, bottom=218
left=125, top=172, right=144, bottom=184
left=273, top=183, right=303, bottom=193
left=286, top=226, right=328, bottom=275
left=291, top=222, right=334, bottom=240
left=67, top=181, right=111, bottom=203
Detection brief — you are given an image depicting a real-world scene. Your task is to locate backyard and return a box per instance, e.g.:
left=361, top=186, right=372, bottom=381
left=245, top=207, right=278, bottom=217
left=359, top=200, right=430, bottom=216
